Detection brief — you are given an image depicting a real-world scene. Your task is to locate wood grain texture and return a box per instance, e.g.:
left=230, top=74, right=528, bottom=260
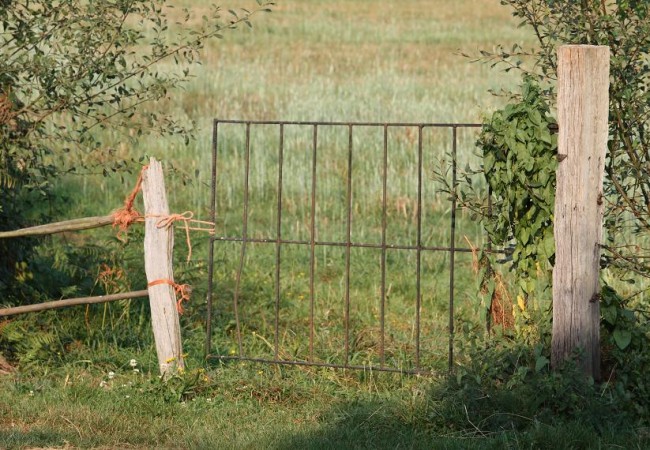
left=142, top=158, right=185, bottom=376
left=552, top=45, right=610, bottom=379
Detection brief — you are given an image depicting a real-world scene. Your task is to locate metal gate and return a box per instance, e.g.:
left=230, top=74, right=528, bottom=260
left=205, top=119, right=485, bottom=374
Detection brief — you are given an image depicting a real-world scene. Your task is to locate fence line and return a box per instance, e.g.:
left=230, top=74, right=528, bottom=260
left=206, top=119, right=485, bottom=374
left=0, top=158, right=192, bottom=377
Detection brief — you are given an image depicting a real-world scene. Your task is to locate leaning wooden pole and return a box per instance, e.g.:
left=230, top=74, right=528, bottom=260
left=142, top=158, right=185, bottom=376
left=0, top=290, right=149, bottom=316
left=552, top=45, right=610, bottom=379
left=0, top=215, right=115, bottom=238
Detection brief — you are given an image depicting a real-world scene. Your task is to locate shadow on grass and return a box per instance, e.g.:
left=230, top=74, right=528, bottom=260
left=274, top=398, right=441, bottom=450
left=274, top=393, right=645, bottom=450
left=273, top=350, right=649, bottom=450
left=0, top=429, right=74, bottom=449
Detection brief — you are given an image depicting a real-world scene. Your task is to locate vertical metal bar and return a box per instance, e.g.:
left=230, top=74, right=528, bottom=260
left=344, top=124, right=353, bottom=366
left=380, top=124, right=388, bottom=368
left=205, top=119, right=219, bottom=358
left=274, top=124, right=284, bottom=360
left=486, top=185, right=493, bottom=334
left=415, top=126, right=423, bottom=370
left=232, top=122, right=251, bottom=356
left=449, top=126, right=458, bottom=373
left=309, top=124, right=318, bottom=361
left=487, top=188, right=493, bottom=251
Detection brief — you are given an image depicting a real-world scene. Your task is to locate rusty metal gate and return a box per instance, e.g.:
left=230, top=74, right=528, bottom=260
left=205, top=119, right=485, bottom=374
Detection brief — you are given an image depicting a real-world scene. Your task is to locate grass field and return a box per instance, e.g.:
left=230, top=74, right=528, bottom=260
left=6, top=1, right=647, bottom=448
left=2, top=358, right=647, bottom=449
left=56, top=0, right=535, bottom=215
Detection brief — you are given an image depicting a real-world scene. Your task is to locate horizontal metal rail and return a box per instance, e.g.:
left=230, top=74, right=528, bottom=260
left=211, top=236, right=476, bottom=253
left=213, top=118, right=483, bottom=128
left=208, top=355, right=434, bottom=375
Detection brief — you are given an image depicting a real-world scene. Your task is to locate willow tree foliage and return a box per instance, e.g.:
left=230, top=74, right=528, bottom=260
left=0, top=1, right=273, bottom=300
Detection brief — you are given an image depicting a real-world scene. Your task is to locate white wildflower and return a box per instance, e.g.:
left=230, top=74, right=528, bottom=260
left=108, top=371, right=115, bottom=379
left=129, top=359, right=137, bottom=368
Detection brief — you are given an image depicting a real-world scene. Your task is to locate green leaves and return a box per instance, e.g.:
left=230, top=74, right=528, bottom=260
left=494, top=0, right=650, bottom=284
left=613, top=328, right=632, bottom=350
left=535, top=354, right=550, bottom=372
left=477, top=77, right=557, bottom=298
left=601, top=285, right=639, bottom=351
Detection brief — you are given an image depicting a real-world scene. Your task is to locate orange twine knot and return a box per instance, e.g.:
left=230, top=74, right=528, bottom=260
left=147, top=278, right=192, bottom=315
left=111, top=163, right=215, bottom=262
left=112, top=164, right=149, bottom=240
left=153, top=211, right=215, bottom=263
left=157, top=211, right=194, bottom=262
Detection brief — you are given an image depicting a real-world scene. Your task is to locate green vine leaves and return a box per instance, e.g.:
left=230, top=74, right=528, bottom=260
left=478, top=78, right=558, bottom=300
left=434, top=77, right=558, bottom=324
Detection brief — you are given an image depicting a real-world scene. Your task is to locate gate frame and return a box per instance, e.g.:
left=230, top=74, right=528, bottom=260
left=205, top=119, right=484, bottom=374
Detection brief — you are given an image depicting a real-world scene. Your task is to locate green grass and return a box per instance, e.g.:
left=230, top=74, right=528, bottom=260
left=54, top=0, right=536, bottom=217
left=2, top=355, right=648, bottom=449
left=7, top=0, right=647, bottom=448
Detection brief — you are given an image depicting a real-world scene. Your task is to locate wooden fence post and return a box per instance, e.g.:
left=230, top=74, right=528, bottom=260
left=142, top=157, right=185, bottom=377
left=552, top=45, right=609, bottom=379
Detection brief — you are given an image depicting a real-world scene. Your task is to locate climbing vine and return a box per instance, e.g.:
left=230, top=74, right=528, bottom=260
left=435, top=77, right=558, bottom=332
left=478, top=78, right=558, bottom=301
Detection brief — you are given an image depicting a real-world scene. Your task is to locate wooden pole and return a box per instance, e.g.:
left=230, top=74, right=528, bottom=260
left=0, top=290, right=149, bottom=316
left=0, top=215, right=115, bottom=238
left=552, top=45, right=610, bottom=379
left=141, top=158, right=185, bottom=377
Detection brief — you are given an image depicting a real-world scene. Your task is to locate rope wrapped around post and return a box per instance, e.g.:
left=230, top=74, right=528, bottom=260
left=147, top=279, right=192, bottom=315
left=112, top=165, right=215, bottom=262
left=112, top=164, right=149, bottom=239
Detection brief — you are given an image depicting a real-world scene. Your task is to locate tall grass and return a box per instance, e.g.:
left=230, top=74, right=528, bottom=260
left=55, top=0, right=535, bottom=214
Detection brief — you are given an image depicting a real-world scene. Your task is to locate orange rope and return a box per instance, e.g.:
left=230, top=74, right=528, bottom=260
left=113, top=165, right=149, bottom=240
left=111, top=164, right=215, bottom=261
left=147, top=278, right=192, bottom=315
left=151, top=211, right=215, bottom=262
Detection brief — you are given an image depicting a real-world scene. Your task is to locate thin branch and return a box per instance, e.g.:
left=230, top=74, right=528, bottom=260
left=0, top=290, right=149, bottom=316
left=0, top=215, right=115, bottom=238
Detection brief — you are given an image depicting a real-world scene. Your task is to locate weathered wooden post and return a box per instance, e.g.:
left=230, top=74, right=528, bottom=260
left=142, top=157, right=185, bottom=376
left=552, top=45, right=609, bottom=379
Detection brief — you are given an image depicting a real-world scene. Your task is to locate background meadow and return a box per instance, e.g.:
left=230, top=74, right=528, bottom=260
left=48, top=0, right=536, bottom=369
left=58, top=0, right=535, bottom=215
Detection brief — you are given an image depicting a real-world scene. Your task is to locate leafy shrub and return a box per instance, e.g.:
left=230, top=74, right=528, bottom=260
left=428, top=338, right=637, bottom=438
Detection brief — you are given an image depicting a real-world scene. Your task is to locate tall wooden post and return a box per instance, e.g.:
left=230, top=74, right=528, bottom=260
left=142, top=158, right=185, bottom=376
left=552, top=45, right=609, bottom=379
